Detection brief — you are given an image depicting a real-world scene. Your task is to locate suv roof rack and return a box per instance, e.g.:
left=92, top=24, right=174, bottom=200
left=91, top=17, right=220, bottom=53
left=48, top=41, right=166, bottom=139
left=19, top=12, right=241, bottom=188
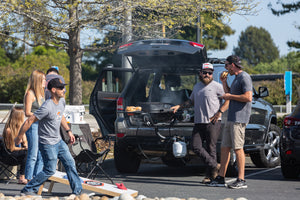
left=208, top=58, right=226, bottom=64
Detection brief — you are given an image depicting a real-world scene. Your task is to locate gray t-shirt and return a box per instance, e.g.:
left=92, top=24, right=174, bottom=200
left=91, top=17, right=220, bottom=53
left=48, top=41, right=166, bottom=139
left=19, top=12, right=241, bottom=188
left=190, top=80, right=224, bottom=124
left=34, top=98, right=65, bottom=145
left=228, top=71, right=252, bottom=124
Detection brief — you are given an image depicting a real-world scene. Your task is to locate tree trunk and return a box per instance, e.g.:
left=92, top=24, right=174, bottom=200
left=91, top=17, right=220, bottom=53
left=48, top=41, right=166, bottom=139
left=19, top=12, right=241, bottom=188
left=68, top=29, right=83, bottom=105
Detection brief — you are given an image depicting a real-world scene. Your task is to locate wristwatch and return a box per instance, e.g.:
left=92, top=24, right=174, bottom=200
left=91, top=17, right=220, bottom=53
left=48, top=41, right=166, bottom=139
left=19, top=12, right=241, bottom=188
left=66, top=129, right=72, bottom=133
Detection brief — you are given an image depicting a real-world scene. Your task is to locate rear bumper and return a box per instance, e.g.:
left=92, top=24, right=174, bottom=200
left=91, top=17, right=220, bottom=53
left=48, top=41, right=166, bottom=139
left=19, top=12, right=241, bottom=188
left=115, top=118, right=266, bottom=157
left=280, top=128, right=300, bottom=165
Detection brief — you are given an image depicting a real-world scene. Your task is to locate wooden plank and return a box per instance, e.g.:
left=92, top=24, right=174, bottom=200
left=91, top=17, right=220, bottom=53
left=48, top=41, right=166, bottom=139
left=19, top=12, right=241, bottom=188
left=37, top=182, right=45, bottom=195
left=39, top=171, right=138, bottom=197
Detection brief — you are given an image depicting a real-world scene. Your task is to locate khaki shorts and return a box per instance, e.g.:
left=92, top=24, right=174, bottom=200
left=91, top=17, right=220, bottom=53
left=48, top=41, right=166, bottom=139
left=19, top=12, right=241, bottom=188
left=221, top=121, right=246, bottom=150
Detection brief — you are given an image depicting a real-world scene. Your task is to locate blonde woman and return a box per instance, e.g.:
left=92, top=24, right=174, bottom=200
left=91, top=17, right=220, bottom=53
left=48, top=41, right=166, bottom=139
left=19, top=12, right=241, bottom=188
left=24, top=70, right=46, bottom=181
left=2, top=107, right=28, bottom=184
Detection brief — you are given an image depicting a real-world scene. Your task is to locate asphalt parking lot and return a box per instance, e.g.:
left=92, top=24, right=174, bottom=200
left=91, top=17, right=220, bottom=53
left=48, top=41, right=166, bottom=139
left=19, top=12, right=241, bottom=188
left=1, top=158, right=300, bottom=200
left=1, top=110, right=299, bottom=200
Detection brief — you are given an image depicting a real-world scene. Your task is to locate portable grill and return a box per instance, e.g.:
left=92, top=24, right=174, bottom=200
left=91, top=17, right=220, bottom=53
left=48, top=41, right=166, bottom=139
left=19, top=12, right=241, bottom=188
left=137, top=102, right=182, bottom=125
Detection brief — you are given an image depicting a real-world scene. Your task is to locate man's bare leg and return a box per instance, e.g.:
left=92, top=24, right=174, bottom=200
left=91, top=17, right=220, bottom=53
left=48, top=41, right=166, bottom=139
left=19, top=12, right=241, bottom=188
left=218, top=146, right=231, bottom=177
left=235, top=148, right=245, bottom=180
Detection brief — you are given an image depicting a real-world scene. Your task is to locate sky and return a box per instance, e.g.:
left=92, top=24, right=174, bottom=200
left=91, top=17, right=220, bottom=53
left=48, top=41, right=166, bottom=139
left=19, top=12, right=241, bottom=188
left=209, top=0, right=300, bottom=59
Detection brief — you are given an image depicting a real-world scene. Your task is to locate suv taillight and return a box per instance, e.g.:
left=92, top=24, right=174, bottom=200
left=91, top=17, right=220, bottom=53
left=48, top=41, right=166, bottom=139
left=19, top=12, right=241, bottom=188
left=284, top=117, right=300, bottom=127
left=117, top=97, right=124, bottom=111
left=116, top=133, right=125, bottom=138
left=189, top=41, right=204, bottom=48
left=119, top=43, right=133, bottom=49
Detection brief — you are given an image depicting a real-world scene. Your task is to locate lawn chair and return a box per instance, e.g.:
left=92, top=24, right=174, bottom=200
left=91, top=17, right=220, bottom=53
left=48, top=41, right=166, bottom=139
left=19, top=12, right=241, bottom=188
left=0, top=139, right=21, bottom=184
left=60, top=124, right=114, bottom=184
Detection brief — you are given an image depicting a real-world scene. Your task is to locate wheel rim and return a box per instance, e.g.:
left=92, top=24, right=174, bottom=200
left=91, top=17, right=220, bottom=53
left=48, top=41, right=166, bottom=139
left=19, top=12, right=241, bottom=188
left=264, top=130, right=280, bottom=163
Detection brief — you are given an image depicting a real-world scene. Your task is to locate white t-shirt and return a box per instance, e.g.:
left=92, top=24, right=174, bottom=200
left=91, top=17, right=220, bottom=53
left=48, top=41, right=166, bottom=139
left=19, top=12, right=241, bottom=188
left=190, top=81, right=224, bottom=124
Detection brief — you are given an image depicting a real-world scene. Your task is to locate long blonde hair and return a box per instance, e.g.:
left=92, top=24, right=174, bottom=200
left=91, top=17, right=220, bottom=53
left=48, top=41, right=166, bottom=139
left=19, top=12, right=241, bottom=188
left=2, top=107, right=25, bottom=151
left=25, top=70, right=45, bottom=106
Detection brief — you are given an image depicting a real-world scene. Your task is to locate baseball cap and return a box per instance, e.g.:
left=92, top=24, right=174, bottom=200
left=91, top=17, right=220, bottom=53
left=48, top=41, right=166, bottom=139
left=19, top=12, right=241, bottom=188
left=51, top=66, right=59, bottom=72
left=202, top=62, right=214, bottom=71
left=47, top=78, right=67, bottom=90
left=226, top=55, right=243, bottom=68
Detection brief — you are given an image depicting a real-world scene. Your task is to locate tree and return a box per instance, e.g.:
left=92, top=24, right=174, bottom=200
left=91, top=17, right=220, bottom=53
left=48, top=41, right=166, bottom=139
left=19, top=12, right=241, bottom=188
left=176, top=12, right=235, bottom=50
left=269, top=1, right=300, bottom=49
left=0, top=0, right=257, bottom=104
left=233, top=26, right=279, bottom=66
left=0, top=46, right=70, bottom=103
left=251, top=51, right=300, bottom=105
left=83, top=31, right=123, bottom=81
left=0, top=37, right=24, bottom=63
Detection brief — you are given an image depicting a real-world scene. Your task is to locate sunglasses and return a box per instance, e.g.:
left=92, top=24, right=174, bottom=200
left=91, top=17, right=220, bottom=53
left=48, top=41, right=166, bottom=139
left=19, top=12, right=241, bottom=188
left=201, top=71, right=213, bottom=75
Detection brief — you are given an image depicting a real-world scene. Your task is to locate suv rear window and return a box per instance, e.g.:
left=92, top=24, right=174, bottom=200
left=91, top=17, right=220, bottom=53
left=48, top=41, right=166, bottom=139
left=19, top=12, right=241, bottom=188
left=128, top=71, right=197, bottom=106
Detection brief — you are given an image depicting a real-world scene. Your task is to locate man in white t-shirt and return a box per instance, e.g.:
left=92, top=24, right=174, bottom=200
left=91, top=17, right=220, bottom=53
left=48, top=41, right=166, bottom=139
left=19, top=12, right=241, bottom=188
left=172, top=63, right=229, bottom=183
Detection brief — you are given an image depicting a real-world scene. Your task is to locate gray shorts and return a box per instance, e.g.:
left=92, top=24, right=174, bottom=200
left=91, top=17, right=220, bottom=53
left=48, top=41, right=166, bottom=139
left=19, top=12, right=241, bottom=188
left=221, top=121, right=246, bottom=150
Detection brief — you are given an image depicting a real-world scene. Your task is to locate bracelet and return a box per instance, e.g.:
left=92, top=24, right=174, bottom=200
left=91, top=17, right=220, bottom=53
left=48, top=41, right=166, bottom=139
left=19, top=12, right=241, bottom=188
left=218, top=109, right=223, bottom=114
left=66, top=129, right=71, bottom=133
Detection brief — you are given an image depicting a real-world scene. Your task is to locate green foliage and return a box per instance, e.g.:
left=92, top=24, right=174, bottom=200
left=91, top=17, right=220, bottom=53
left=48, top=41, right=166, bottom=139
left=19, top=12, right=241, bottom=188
left=82, top=63, right=98, bottom=81
left=256, top=79, right=286, bottom=105
left=0, top=66, right=28, bottom=103
left=83, top=32, right=122, bottom=81
left=0, top=47, right=70, bottom=103
left=253, top=51, right=300, bottom=74
left=233, top=26, right=279, bottom=66
left=254, top=78, right=300, bottom=105
left=277, top=114, right=288, bottom=128
left=0, top=47, right=9, bottom=66
left=82, top=80, right=96, bottom=104
left=0, top=37, right=24, bottom=63
left=250, top=52, right=300, bottom=105
left=176, top=12, right=235, bottom=50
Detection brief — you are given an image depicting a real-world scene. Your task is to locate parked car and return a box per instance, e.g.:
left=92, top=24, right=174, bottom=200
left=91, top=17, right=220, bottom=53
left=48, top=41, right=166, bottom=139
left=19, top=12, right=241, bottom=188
left=280, top=101, right=300, bottom=178
left=89, top=39, right=281, bottom=175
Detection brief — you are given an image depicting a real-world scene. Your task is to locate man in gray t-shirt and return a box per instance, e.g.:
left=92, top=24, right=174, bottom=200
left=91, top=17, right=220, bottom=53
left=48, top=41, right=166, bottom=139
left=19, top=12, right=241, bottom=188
left=172, top=63, right=229, bottom=183
left=45, top=67, right=66, bottom=99
left=209, top=55, right=252, bottom=189
left=15, top=78, right=82, bottom=196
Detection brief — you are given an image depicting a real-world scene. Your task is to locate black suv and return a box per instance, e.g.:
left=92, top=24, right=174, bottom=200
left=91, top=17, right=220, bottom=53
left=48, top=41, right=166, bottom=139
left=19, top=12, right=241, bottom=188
left=280, top=101, right=300, bottom=178
left=90, top=39, right=281, bottom=174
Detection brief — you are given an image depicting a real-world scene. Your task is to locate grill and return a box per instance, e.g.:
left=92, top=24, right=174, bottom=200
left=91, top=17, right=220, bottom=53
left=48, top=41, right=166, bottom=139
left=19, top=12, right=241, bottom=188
left=137, top=102, right=181, bottom=125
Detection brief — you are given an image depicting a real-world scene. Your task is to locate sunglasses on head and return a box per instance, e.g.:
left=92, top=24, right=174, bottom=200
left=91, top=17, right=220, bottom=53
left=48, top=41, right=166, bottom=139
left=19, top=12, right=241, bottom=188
left=202, top=71, right=213, bottom=75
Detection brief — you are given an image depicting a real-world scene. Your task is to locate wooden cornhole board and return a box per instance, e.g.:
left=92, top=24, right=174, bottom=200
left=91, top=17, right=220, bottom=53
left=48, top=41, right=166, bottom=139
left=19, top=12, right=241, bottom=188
left=38, top=171, right=138, bottom=197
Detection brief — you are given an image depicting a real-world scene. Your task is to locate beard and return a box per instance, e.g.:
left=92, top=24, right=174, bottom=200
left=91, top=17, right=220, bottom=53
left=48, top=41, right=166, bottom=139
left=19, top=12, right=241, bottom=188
left=199, top=75, right=213, bottom=85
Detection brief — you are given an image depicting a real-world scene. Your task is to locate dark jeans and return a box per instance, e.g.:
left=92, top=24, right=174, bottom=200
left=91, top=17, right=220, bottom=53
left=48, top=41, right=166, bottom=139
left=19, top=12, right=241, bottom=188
left=192, top=121, right=221, bottom=168
left=10, top=150, right=27, bottom=175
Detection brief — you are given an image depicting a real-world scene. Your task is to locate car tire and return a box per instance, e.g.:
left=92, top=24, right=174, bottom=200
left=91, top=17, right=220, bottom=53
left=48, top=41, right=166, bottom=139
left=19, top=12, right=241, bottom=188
left=114, top=140, right=141, bottom=173
left=250, top=124, right=281, bottom=168
left=281, top=162, right=300, bottom=179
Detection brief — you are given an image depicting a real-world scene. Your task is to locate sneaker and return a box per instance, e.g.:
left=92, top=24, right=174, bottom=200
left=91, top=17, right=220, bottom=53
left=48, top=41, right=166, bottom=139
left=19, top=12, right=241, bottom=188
left=207, top=175, right=226, bottom=187
left=201, top=177, right=211, bottom=184
left=228, top=178, right=247, bottom=189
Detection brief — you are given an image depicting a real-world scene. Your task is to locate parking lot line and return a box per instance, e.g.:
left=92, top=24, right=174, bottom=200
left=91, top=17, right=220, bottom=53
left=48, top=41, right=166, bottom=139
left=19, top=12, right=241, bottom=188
left=226, top=166, right=281, bottom=183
